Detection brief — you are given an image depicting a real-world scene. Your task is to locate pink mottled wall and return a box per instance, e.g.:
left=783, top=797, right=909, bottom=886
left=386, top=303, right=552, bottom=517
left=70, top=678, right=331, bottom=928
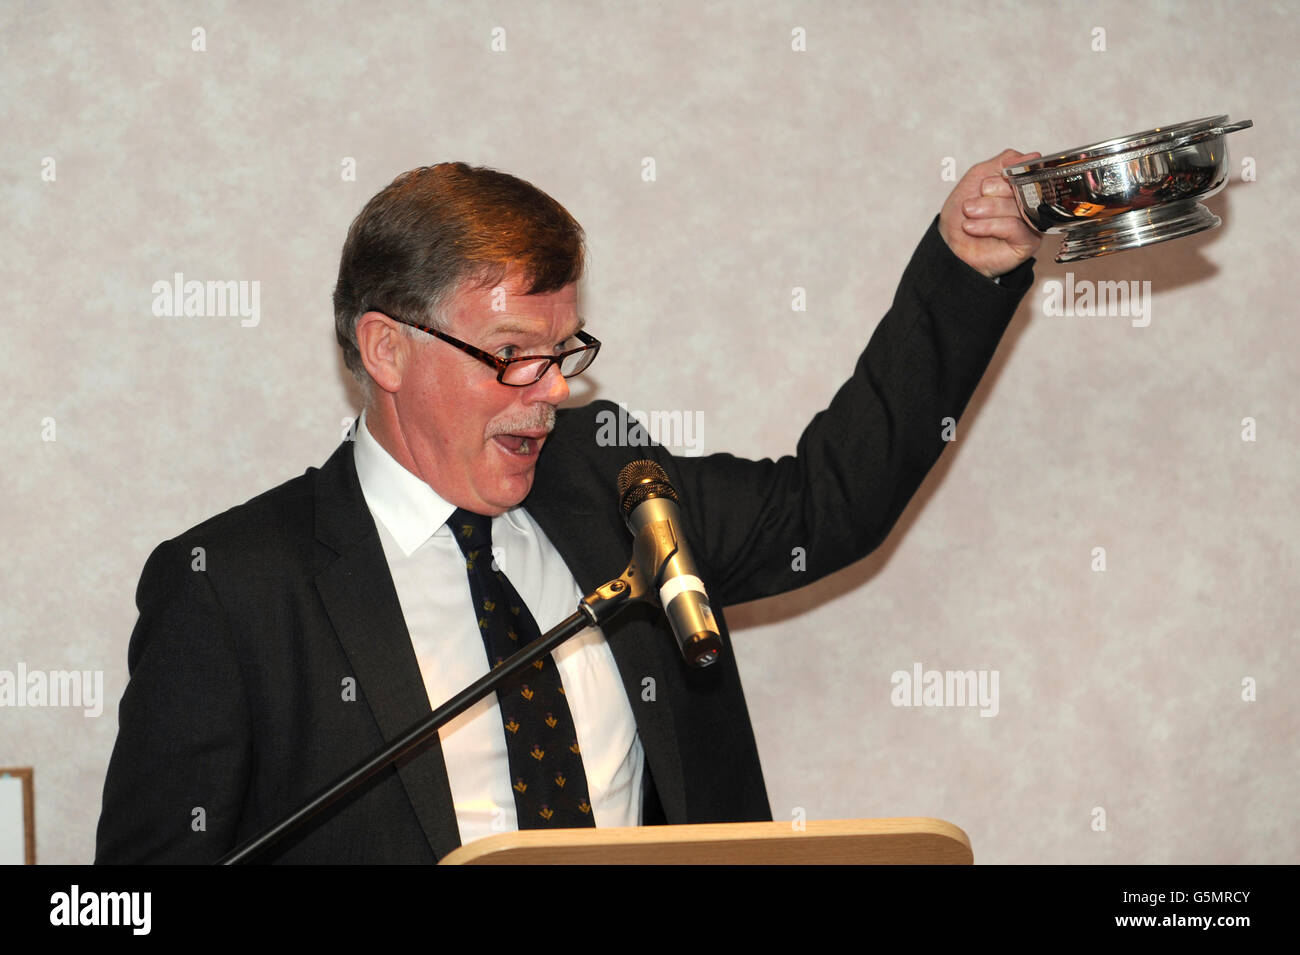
left=2, top=0, right=1295, bottom=863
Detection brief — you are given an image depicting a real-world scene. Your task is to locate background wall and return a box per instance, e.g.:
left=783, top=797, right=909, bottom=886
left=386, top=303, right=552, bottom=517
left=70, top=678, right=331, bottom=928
left=2, top=0, right=1295, bottom=864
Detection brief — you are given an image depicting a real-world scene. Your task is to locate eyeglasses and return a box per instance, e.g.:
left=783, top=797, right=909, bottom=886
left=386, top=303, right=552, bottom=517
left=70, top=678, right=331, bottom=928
left=383, top=313, right=601, bottom=387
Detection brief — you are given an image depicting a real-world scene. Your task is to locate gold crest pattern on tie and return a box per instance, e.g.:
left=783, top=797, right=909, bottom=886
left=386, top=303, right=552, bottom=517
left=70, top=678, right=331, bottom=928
left=448, top=508, right=595, bottom=828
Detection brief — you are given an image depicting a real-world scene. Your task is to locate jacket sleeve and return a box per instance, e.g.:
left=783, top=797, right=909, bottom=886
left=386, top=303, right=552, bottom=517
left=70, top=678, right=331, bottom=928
left=95, top=537, right=252, bottom=863
left=661, top=214, right=1035, bottom=606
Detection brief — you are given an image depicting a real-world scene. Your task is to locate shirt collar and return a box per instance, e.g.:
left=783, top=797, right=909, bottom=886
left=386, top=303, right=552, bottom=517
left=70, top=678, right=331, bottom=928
left=353, top=409, right=531, bottom=556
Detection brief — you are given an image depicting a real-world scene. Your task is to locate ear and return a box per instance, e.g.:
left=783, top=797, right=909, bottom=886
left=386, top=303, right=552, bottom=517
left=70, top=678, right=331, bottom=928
left=355, top=311, right=412, bottom=395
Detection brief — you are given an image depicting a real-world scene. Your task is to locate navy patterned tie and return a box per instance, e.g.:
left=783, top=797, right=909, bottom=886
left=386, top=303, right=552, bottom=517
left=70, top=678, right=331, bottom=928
left=448, top=508, right=595, bottom=828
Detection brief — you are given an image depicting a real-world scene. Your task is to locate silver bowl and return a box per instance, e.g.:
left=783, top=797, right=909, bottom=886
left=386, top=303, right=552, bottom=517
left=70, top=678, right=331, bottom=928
left=1003, top=115, right=1253, bottom=263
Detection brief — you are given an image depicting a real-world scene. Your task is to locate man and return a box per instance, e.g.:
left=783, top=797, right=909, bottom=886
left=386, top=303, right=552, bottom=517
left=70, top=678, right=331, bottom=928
left=96, top=153, right=1041, bottom=863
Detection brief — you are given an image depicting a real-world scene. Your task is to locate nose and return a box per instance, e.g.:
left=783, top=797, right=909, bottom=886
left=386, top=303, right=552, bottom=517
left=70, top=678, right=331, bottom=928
left=529, top=359, right=569, bottom=405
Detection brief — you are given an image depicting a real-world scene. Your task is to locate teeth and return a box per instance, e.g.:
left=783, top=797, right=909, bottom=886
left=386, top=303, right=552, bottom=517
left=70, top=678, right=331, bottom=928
left=519, top=439, right=530, bottom=454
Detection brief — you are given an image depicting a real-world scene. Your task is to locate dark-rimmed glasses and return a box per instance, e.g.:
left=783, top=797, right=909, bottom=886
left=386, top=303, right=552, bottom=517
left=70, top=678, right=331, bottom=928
left=383, top=313, right=600, bottom=387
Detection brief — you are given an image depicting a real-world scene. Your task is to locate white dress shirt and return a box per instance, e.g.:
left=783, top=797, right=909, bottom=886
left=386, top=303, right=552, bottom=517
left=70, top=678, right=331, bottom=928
left=352, top=411, right=644, bottom=846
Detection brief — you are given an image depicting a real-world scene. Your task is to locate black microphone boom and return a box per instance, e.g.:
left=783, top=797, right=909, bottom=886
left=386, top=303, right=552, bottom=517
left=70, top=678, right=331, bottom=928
left=616, top=460, right=723, bottom=668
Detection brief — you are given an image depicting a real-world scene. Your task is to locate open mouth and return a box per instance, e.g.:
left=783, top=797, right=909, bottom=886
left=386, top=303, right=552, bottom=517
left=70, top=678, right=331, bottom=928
left=492, top=433, right=546, bottom=456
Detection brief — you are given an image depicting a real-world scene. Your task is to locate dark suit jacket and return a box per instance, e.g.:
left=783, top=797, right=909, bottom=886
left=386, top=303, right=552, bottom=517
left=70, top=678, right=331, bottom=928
left=95, top=217, right=1033, bottom=863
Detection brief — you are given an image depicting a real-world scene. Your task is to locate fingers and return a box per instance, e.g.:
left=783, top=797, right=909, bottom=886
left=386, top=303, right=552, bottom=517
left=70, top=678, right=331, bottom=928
left=962, top=195, right=1020, bottom=218
left=995, top=148, right=1041, bottom=164
left=975, top=149, right=1039, bottom=199
left=979, top=176, right=1012, bottom=198
left=961, top=213, right=1036, bottom=244
left=981, top=149, right=1041, bottom=178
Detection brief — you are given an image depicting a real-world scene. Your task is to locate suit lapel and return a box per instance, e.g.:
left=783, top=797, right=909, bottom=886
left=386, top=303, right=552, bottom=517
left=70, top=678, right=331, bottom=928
left=307, top=423, right=691, bottom=851
left=312, top=440, right=462, bottom=860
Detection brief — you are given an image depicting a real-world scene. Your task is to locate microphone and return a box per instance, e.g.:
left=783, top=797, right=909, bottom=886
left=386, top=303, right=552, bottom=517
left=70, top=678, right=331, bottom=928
left=616, top=460, right=723, bottom=668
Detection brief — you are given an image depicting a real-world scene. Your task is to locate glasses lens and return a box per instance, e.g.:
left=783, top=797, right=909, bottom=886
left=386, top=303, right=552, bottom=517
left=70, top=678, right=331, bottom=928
left=500, top=358, right=548, bottom=386
left=497, top=342, right=597, bottom=386
left=559, top=347, right=596, bottom=378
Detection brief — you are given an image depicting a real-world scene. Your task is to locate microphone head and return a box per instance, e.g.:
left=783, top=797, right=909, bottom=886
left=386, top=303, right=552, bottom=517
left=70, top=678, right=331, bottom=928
left=617, top=459, right=678, bottom=516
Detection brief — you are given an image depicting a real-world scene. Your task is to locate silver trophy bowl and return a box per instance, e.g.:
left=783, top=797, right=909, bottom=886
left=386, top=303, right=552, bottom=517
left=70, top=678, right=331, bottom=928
left=1003, top=115, right=1253, bottom=263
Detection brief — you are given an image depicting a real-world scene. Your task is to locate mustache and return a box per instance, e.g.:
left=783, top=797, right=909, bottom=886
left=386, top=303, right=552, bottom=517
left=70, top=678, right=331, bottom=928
left=486, top=404, right=556, bottom=438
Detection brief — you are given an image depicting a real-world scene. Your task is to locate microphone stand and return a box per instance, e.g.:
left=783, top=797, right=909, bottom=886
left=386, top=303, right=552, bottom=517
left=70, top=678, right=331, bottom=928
left=216, top=552, right=657, bottom=865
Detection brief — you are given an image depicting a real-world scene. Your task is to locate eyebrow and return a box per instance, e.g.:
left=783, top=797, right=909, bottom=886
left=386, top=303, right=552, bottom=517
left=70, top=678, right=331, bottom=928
left=485, top=316, right=586, bottom=337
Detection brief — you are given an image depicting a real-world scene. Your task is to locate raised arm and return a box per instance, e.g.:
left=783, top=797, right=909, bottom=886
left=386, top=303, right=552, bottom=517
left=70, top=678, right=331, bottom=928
left=658, top=150, right=1042, bottom=605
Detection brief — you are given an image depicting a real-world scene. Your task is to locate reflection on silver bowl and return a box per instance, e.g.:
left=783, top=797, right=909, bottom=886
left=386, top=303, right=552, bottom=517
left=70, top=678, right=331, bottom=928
left=1003, top=115, right=1253, bottom=263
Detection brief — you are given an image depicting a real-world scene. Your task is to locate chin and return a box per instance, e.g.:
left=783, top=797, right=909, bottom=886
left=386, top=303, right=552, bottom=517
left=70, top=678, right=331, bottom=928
left=483, top=471, right=536, bottom=512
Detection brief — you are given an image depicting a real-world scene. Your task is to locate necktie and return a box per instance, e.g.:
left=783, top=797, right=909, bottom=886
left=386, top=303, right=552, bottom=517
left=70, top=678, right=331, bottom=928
left=448, top=508, right=596, bottom=828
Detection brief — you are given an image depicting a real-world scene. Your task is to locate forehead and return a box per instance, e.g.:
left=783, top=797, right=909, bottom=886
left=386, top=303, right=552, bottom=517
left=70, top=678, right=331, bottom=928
left=444, top=276, right=579, bottom=335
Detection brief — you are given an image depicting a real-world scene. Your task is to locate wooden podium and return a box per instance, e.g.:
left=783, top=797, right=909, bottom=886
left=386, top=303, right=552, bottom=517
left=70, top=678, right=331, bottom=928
left=439, top=817, right=972, bottom=864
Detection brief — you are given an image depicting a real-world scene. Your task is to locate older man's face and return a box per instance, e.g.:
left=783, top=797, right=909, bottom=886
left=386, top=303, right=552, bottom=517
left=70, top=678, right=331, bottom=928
left=392, top=275, right=580, bottom=516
